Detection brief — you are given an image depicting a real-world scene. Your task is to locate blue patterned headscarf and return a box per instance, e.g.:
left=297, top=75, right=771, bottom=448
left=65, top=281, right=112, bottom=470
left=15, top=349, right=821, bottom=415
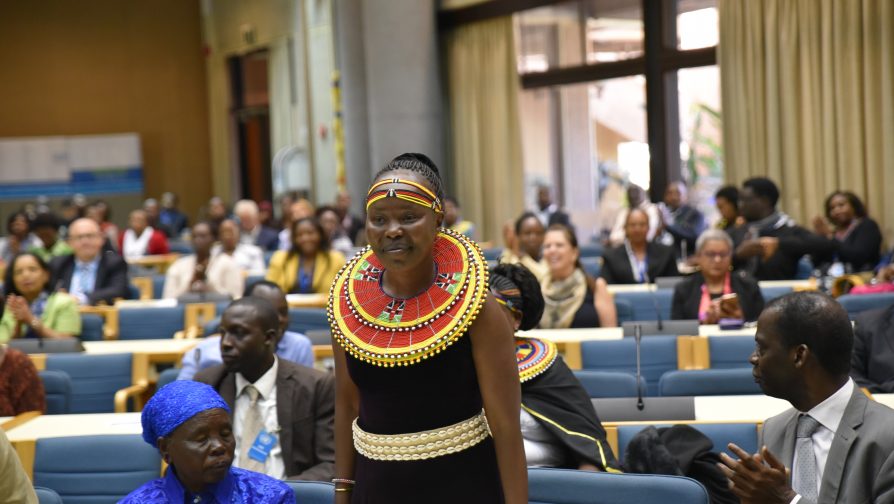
left=141, top=381, right=231, bottom=447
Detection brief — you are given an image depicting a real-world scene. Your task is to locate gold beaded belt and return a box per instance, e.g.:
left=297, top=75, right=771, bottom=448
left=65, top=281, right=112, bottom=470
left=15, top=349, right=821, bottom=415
left=352, top=410, right=492, bottom=461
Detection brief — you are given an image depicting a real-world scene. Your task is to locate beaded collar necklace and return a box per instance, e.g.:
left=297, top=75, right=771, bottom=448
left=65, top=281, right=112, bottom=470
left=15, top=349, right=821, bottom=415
left=328, top=228, right=487, bottom=367
left=515, top=337, right=558, bottom=383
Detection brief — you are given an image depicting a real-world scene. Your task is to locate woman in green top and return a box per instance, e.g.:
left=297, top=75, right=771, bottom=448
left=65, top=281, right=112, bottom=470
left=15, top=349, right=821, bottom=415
left=1, top=253, right=81, bottom=343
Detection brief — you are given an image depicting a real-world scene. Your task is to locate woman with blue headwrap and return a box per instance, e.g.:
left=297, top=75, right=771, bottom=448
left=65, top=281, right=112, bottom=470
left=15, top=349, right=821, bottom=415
left=119, top=380, right=294, bottom=503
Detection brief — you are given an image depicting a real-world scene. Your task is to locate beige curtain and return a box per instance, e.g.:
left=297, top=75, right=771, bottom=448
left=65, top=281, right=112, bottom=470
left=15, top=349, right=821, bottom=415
left=719, top=0, right=894, bottom=241
left=445, top=16, right=524, bottom=245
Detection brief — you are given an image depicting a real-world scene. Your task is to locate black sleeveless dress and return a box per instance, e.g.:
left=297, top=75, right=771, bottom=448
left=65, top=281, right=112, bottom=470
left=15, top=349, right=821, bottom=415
left=345, top=335, right=504, bottom=503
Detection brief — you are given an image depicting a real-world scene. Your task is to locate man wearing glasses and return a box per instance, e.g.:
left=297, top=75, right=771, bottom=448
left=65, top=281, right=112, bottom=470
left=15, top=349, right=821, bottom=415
left=51, top=218, right=129, bottom=305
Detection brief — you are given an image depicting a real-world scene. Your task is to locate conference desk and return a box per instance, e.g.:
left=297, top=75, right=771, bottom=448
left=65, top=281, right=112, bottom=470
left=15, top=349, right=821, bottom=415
left=606, top=279, right=815, bottom=294
left=5, top=412, right=143, bottom=479
left=286, top=293, right=328, bottom=308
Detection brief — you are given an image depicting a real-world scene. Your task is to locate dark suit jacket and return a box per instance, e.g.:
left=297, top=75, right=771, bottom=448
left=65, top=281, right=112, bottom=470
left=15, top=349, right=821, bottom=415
left=50, top=251, right=129, bottom=305
left=255, top=226, right=281, bottom=252
left=761, top=386, right=894, bottom=504
left=600, top=242, right=679, bottom=284
left=852, top=306, right=894, bottom=393
left=670, top=271, right=764, bottom=322
left=195, top=360, right=335, bottom=481
left=729, top=223, right=835, bottom=281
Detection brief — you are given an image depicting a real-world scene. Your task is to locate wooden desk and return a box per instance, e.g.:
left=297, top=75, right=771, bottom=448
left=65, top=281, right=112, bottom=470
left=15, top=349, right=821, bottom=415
left=0, top=412, right=41, bottom=432
left=286, top=294, right=328, bottom=308
left=606, top=279, right=815, bottom=294
left=693, top=394, right=791, bottom=421
left=78, top=305, right=120, bottom=340
left=126, top=254, right=180, bottom=273
left=7, top=412, right=143, bottom=479
left=873, top=393, right=894, bottom=410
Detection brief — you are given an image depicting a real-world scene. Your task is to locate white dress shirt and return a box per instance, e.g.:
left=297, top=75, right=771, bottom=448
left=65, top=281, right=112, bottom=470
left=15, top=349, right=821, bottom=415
left=234, top=357, right=285, bottom=479
left=211, top=243, right=265, bottom=275
left=789, top=378, right=854, bottom=504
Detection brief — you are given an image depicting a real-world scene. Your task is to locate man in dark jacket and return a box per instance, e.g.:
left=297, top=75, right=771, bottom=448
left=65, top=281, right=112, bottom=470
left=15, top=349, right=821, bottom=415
left=851, top=303, right=894, bottom=393
left=51, top=218, right=129, bottom=305
left=728, top=177, right=834, bottom=280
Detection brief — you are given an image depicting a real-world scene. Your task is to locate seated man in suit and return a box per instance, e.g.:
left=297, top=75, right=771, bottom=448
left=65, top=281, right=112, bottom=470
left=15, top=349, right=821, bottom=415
left=178, top=280, right=313, bottom=380
left=234, top=199, right=280, bottom=252
left=851, top=303, right=894, bottom=393
left=195, top=297, right=335, bottom=481
left=729, top=177, right=835, bottom=280
left=51, top=218, right=129, bottom=305
left=719, top=291, right=894, bottom=504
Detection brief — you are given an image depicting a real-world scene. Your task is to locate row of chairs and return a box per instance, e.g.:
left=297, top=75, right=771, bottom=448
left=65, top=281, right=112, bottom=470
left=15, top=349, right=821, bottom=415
left=35, top=353, right=144, bottom=414
left=28, top=434, right=716, bottom=504
left=574, top=368, right=760, bottom=398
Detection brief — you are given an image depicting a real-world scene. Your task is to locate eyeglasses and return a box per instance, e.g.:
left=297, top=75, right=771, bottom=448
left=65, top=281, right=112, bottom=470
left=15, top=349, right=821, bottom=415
left=69, top=233, right=101, bottom=241
left=701, top=251, right=732, bottom=261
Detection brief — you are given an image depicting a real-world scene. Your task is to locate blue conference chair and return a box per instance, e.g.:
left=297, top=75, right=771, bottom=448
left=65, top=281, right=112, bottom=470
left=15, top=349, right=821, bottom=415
left=580, top=256, right=602, bottom=278
left=612, top=290, right=674, bottom=322
left=32, top=435, right=160, bottom=504
left=838, top=293, right=894, bottom=318
left=528, top=467, right=709, bottom=504
left=482, top=247, right=504, bottom=261
left=45, top=353, right=141, bottom=413
left=760, top=285, right=793, bottom=302
left=579, top=243, right=604, bottom=258
left=151, top=275, right=166, bottom=299
left=33, top=486, right=63, bottom=504
left=658, top=368, right=762, bottom=396
left=79, top=313, right=105, bottom=341
left=796, top=256, right=814, bottom=280
left=285, top=480, right=334, bottom=504
left=38, top=370, right=72, bottom=415
left=706, top=335, right=755, bottom=369
left=287, top=308, right=331, bottom=334
left=573, top=370, right=642, bottom=398
left=580, top=336, right=678, bottom=396
left=616, top=422, right=760, bottom=462
left=614, top=298, right=635, bottom=324
left=118, top=305, right=185, bottom=339
left=156, top=368, right=181, bottom=390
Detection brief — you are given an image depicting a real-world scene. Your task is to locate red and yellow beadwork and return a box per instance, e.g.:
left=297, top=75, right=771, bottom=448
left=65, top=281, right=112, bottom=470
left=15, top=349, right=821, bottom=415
left=328, top=228, right=488, bottom=367
left=515, top=337, right=558, bottom=383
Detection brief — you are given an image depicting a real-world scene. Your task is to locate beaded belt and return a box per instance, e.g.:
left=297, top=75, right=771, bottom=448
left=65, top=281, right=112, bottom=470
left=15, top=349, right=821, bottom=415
left=352, top=410, right=492, bottom=461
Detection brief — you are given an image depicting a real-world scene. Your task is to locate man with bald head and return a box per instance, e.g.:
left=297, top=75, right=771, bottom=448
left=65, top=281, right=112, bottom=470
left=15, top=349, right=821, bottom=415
left=51, top=218, right=129, bottom=305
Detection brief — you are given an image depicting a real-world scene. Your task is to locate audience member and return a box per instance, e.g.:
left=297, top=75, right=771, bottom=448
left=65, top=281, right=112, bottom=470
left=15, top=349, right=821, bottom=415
left=490, top=264, right=620, bottom=472
left=51, top=218, right=129, bottom=305
left=120, top=380, right=294, bottom=503
left=211, top=219, right=265, bottom=275
left=59, top=194, right=88, bottom=226
left=335, top=190, right=364, bottom=243
left=195, top=297, right=335, bottom=480
left=277, top=198, right=315, bottom=250
left=729, top=177, right=835, bottom=281
left=443, top=196, right=476, bottom=239
left=0, top=426, right=38, bottom=504
left=714, top=185, right=742, bottom=231
left=159, top=191, right=189, bottom=238
left=29, top=212, right=73, bottom=261
left=178, top=281, right=313, bottom=380
left=259, top=200, right=277, bottom=229
left=535, top=184, right=572, bottom=229
left=277, top=193, right=295, bottom=230
left=234, top=199, right=279, bottom=252
left=719, top=292, right=894, bottom=504
left=608, top=184, right=662, bottom=247
left=1, top=253, right=81, bottom=342
left=267, top=217, right=345, bottom=295
left=851, top=304, right=894, bottom=393
left=0, top=346, right=46, bottom=415
left=206, top=196, right=230, bottom=235
left=315, top=205, right=354, bottom=258
left=164, top=222, right=243, bottom=300
left=658, top=181, right=705, bottom=258
left=0, top=212, right=40, bottom=267
left=499, top=211, right=548, bottom=281
left=85, top=201, right=119, bottom=251
left=540, top=224, right=616, bottom=328
left=119, top=209, right=170, bottom=259
left=142, top=198, right=162, bottom=229
left=671, top=229, right=764, bottom=323
left=601, top=208, right=678, bottom=284
left=812, top=190, right=882, bottom=274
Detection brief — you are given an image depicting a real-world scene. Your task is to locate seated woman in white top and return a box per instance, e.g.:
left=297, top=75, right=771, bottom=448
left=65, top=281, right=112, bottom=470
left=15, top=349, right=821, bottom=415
left=211, top=219, right=265, bottom=275
left=163, top=222, right=244, bottom=300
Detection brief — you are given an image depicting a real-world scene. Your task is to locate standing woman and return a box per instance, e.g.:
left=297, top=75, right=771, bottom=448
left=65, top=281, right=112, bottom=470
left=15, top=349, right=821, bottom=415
left=267, top=217, right=345, bottom=294
left=540, top=224, right=617, bottom=329
left=812, top=190, right=882, bottom=273
left=329, top=154, right=526, bottom=503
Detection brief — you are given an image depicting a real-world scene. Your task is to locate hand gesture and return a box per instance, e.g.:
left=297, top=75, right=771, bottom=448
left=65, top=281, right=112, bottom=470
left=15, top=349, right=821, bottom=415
left=812, top=215, right=831, bottom=237
left=6, top=295, right=33, bottom=323
left=717, top=444, right=796, bottom=504
left=759, top=237, right=779, bottom=261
